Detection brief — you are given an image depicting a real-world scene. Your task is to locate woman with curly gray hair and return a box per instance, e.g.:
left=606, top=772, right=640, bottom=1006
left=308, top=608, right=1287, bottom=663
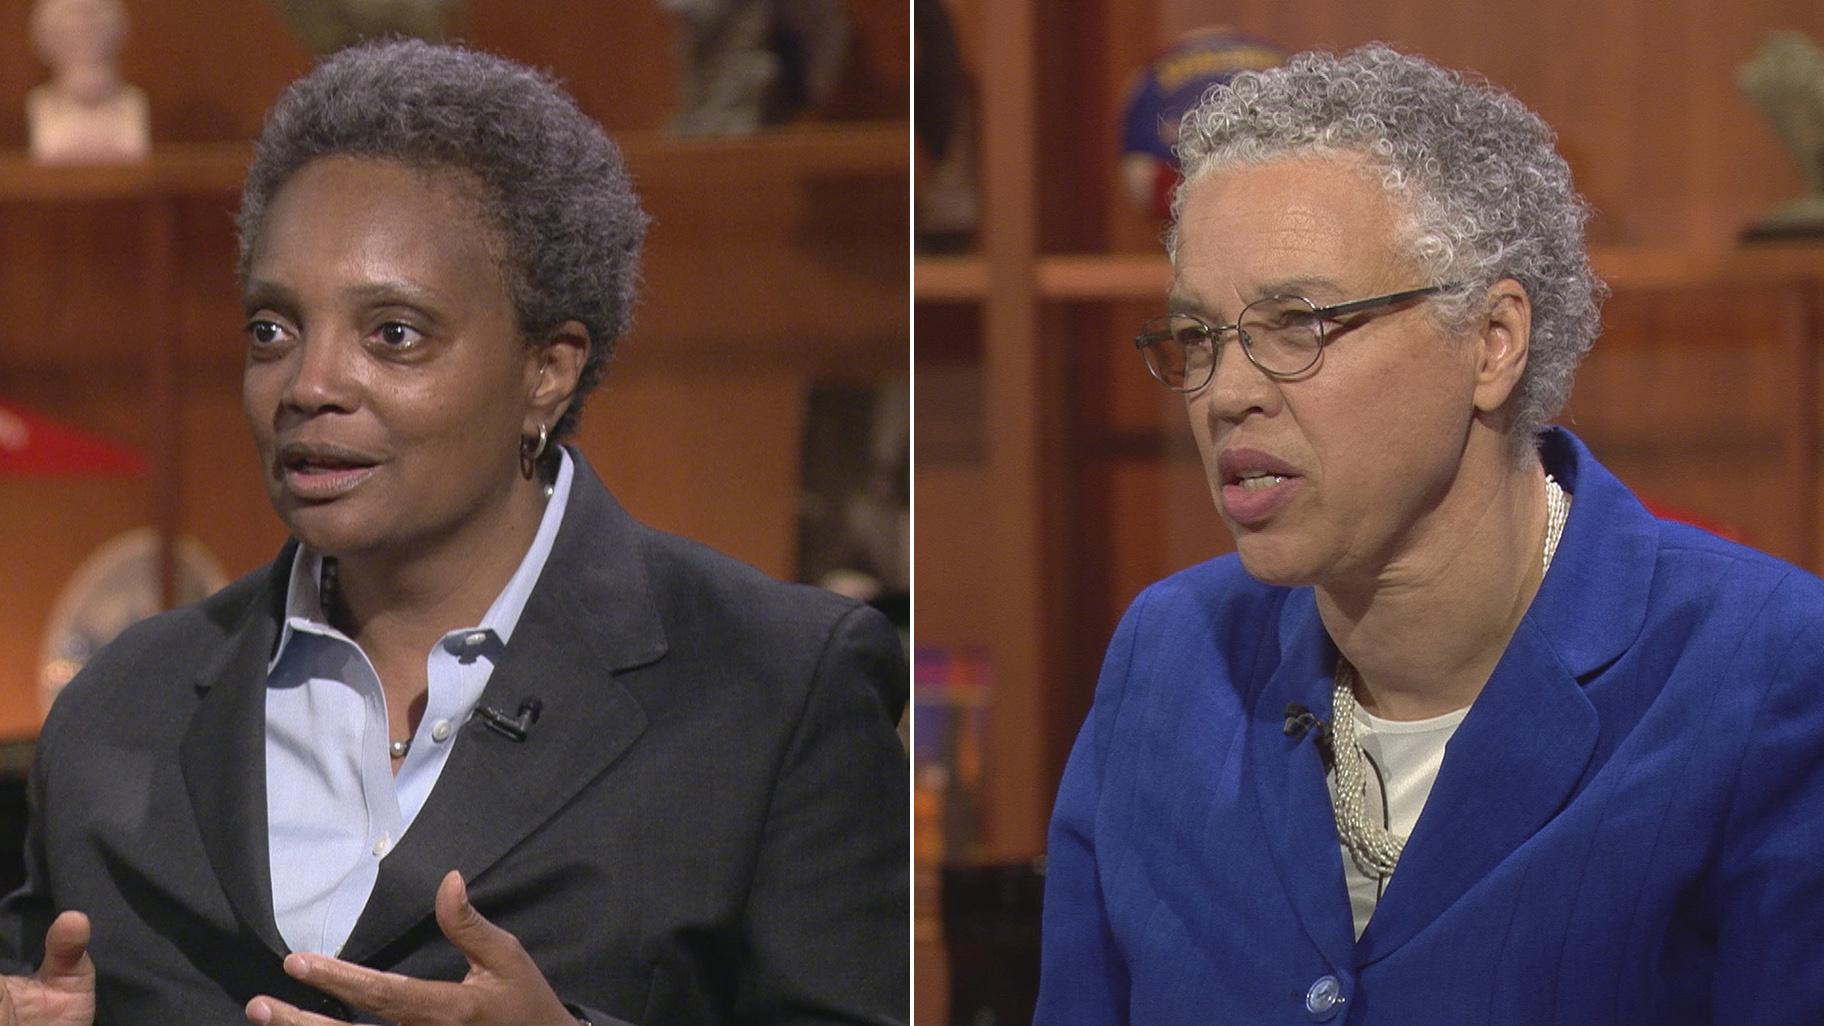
left=1039, top=45, right=1824, bottom=1025
left=0, top=39, right=906, bottom=1026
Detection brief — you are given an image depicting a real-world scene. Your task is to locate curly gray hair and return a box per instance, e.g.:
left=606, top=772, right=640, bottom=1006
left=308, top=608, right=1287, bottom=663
left=1169, top=44, right=1605, bottom=448
left=236, top=38, right=648, bottom=442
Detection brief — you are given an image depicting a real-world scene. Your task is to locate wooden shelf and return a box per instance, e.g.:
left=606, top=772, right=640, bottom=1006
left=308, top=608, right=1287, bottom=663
left=1594, top=242, right=1824, bottom=287
left=0, top=145, right=248, bottom=201
left=919, top=242, right=1824, bottom=304
left=0, top=121, right=907, bottom=200
left=913, top=255, right=988, bottom=301
left=1038, top=254, right=1167, bottom=299
left=623, top=121, right=909, bottom=179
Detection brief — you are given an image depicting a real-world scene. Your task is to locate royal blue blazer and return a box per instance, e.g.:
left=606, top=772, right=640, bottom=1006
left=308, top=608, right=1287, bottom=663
left=1036, top=429, right=1824, bottom=1025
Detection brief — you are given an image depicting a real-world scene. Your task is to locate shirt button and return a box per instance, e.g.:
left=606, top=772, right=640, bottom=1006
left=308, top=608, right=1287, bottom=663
left=464, top=631, right=488, bottom=649
left=371, top=834, right=392, bottom=857
left=1306, top=975, right=1345, bottom=1020
left=430, top=719, right=452, bottom=742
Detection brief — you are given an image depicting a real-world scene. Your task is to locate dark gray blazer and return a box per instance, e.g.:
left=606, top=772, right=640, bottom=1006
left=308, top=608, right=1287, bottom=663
left=0, top=451, right=909, bottom=1025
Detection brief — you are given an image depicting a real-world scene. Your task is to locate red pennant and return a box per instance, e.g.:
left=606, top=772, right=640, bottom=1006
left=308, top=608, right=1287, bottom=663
left=0, top=398, right=147, bottom=477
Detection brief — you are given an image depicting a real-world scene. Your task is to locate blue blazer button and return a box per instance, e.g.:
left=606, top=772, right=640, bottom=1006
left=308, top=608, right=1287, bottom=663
left=1306, top=975, right=1345, bottom=1020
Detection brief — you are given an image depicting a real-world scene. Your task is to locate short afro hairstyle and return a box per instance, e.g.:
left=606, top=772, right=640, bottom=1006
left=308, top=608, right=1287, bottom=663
left=236, top=38, right=648, bottom=442
left=1170, top=44, right=1606, bottom=452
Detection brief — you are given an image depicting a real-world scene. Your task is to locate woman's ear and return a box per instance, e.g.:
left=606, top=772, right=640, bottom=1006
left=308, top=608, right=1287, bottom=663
left=525, top=320, right=590, bottom=434
left=1472, top=278, right=1532, bottom=414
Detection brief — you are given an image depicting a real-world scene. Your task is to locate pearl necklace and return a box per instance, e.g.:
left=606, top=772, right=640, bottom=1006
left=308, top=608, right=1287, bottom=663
left=1329, top=473, right=1570, bottom=879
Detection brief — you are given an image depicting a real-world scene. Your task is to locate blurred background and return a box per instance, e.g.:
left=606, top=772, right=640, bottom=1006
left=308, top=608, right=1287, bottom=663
left=913, top=0, right=1824, bottom=1022
left=0, top=0, right=906, bottom=888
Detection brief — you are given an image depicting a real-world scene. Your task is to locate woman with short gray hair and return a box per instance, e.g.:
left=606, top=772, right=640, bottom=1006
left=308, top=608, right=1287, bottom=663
left=1039, top=44, right=1824, bottom=1025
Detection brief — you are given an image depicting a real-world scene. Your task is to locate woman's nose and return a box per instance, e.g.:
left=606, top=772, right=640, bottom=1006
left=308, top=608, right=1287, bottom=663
left=1194, top=336, right=1280, bottom=424
left=280, top=335, right=359, bottom=414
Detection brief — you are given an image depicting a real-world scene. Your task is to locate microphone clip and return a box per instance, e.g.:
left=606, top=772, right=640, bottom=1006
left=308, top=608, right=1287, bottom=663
left=475, top=698, right=542, bottom=742
left=1283, top=702, right=1335, bottom=770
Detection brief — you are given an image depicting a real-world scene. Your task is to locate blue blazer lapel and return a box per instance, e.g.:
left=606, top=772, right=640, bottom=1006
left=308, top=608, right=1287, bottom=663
left=1355, top=619, right=1598, bottom=962
left=1356, top=428, right=1656, bottom=963
left=1247, top=591, right=1356, bottom=970
left=337, top=454, right=666, bottom=965
left=1527, top=428, right=1657, bottom=679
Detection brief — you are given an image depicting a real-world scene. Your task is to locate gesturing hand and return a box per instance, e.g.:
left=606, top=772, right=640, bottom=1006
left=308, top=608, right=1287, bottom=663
left=0, top=911, right=95, bottom=1026
left=245, top=871, right=577, bottom=1026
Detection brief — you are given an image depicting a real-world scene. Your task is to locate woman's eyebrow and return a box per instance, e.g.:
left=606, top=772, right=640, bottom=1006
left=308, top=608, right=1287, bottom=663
left=1255, top=275, right=1345, bottom=300
left=1167, top=274, right=1350, bottom=318
left=1166, top=287, right=1222, bottom=319
left=241, top=279, right=451, bottom=313
left=240, top=279, right=294, bottom=315
left=342, top=279, right=448, bottom=309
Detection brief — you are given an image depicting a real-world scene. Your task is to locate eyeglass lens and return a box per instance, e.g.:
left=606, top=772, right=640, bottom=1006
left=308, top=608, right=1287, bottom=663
left=1238, top=298, right=1323, bottom=375
left=1139, top=296, right=1324, bottom=390
left=1138, top=318, right=1213, bottom=389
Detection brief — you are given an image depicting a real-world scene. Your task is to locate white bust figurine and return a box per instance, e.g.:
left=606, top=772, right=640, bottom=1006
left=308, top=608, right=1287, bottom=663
left=27, top=0, right=150, bottom=164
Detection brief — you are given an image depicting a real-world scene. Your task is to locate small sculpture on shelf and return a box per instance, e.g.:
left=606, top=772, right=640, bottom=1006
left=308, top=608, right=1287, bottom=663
left=661, top=0, right=850, bottom=136
left=265, top=0, right=468, bottom=55
left=26, top=0, right=150, bottom=165
left=1740, top=30, right=1824, bottom=239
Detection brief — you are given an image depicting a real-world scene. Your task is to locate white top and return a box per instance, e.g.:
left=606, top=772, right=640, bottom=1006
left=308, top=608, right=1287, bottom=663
left=1328, top=702, right=1471, bottom=939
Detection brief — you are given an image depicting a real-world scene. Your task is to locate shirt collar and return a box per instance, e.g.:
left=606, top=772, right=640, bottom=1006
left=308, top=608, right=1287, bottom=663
left=270, top=448, right=576, bottom=670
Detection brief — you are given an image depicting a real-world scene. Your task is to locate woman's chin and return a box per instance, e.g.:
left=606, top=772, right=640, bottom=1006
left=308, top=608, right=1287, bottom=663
left=275, top=506, right=382, bottom=561
left=1233, top=536, right=1320, bottom=588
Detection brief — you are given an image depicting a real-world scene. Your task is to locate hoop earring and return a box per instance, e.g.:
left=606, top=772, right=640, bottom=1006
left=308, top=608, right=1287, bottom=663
left=519, top=423, right=549, bottom=480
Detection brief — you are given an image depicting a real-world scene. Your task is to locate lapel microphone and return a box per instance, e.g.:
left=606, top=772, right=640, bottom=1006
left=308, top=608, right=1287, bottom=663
left=319, top=556, right=544, bottom=744
left=475, top=698, right=542, bottom=742
left=1283, top=702, right=1335, bottom=770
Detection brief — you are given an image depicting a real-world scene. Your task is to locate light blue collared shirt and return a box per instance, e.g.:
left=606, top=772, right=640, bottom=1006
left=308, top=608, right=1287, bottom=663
left=264, top=451, right=574, bottom=956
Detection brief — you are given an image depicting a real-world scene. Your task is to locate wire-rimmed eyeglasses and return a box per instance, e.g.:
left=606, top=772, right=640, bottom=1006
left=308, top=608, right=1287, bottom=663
left=1135, top=283, right=1461, bottom=392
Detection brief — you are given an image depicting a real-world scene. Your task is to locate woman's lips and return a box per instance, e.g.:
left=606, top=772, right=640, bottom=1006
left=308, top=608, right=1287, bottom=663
left=1220, top=474, right=1303, bottom=526
left=275, top=441, right=382, bottom=501
left=1215, top=447, right=1304, bottom=526
left=282, top=461, right=378, bottom=501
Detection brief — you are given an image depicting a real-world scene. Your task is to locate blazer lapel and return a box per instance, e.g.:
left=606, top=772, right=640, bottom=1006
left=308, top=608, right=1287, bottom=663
left=338, top=455, right=667, bottom=965
left=1354, top=620, right=1598, bottom=962
left=1355, top=428, right=1654, bottom=963
left=1247, top=590, right=1357, bottom=971
left=177, top=552, right=292, bottom=957
left=1527, top=428, right=1657, bottom=679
